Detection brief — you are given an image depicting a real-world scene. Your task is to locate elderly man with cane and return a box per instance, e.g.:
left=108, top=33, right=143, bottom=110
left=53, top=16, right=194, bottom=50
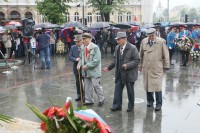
left=77, top=33, right=105, bottom=106
left=68, top=34, right=84, bottom=102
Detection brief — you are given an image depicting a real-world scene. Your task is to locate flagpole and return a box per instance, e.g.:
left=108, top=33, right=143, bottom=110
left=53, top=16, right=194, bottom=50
left=167, top=0, right=169, bottom=21
left=82, top=0, right=85, bottom=25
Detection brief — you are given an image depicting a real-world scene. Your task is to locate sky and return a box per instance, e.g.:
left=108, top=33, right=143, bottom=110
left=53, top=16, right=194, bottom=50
left=153, top=0, right=199, bottom=10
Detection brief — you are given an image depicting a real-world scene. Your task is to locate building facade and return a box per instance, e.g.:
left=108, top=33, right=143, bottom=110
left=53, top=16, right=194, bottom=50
left=0, top=0, right=154, bottom=25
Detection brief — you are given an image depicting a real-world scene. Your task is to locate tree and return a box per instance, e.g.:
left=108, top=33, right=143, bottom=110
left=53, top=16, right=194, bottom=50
left=87, top=0, right=128, bottom=22
left=36, top=0, right=71, bottom=24
left=188, top=8, right=200, bottom=22
left=179, top=8, right=188, bottom=22
left=162, top=9, right=168, bottom=21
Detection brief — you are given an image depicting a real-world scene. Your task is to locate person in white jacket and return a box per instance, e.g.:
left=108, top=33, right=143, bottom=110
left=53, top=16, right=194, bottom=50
left=30, top=34, right=37, bottom=55
left=2, top=31, right=12, bottom=58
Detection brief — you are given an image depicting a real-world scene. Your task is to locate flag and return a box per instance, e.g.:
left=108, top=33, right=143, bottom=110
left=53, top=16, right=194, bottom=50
left=133, top=16, right=137, bottom=21
left=74, top=109, right=114, bottom=133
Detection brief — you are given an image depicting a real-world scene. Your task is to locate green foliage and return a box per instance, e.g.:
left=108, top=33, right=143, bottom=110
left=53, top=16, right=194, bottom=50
left=87, top=0, right=128, bottom=21
left=0, top=114, right=12, bottom=123
left=36, top=0, right=71, bottom=24
left=26, top=102, right=101, bottom=133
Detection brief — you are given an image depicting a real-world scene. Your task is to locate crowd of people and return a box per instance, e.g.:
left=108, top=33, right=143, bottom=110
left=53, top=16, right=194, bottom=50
left=1, top=22, right=200, bottom=111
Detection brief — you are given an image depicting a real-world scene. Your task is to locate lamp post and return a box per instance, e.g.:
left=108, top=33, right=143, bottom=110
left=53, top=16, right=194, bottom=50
left=167, top=0, right=169, bottom=21
left=82, top=0, right=85, bottom=25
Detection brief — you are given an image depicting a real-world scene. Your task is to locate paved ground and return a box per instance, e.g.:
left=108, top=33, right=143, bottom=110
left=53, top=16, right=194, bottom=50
left=0, top=52, right=200, bottom=133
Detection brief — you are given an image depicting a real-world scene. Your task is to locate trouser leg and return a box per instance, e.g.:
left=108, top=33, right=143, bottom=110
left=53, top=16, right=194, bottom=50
left=84, top=78, right=94, bottom=103
left=112, top=79, right=124, bottom=109
left=147, top=92, right=154, bottom=104
left=91, top=77, right=104, bottom=102
left=155, top=91, right=162, bottom=107
left=126, top=82, right=135, bottom=109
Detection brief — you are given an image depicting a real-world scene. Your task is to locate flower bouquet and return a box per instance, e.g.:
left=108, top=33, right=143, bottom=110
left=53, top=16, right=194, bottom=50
left=190, top=42, right=200, bottom=60
left=176, top=35, right=194, bottom=51
left=26, top=97, right=113, bottom=133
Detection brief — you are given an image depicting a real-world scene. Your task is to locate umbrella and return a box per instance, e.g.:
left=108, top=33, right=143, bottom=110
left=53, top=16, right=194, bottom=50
left=0, top=27, right=6, bottom=33
left=169, top=22, right=186, bottom=27
left=61, top=21, right=87, bottom=30
left=4, top=25, right=17, bottom=30
left=142, top=23, right=155, bottom=29
left=185, top=22, right=198, bottom=27
left=89, top=22, right=110, bottom=29
left=113, top=22, right=132, bottom=29
left=6, top=21, right=22, bottom=27
left=34, top=22, right=59, bottom=29
left=127, top=21, right=140, bottom=26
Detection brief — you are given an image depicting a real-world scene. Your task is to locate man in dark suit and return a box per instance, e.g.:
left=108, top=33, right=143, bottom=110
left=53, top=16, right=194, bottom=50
left=103, top=32, right=140, bottom=112
left=68, top=34, right=84, bottom=101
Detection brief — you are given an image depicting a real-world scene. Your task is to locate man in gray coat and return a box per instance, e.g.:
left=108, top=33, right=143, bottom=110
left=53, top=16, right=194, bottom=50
left=103, top=32, right=140, bottom=112
left=77, top=33, right=105, bottom=106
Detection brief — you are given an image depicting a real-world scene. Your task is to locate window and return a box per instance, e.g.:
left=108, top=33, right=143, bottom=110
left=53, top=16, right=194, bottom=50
left=96, top=12, right=101, bottom=22
left=74, top=12, right=79, bottom=21
left=10, top=10, right=21, bottom=20
left=25, top=11, right=33, bottom=19
left=66, top=12, right=70, bottom=22
left=0, top=12, right=5, bottom=20
left=127, top=12, right=131, bottom=21
left=87, top=12, right=92, bottom=23
left=118, top=13, right=123, bottom=22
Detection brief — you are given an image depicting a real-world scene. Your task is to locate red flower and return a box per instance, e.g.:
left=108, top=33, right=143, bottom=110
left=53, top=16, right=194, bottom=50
left=54, top=107, right=66, bottom=117
left=40, top=122, right=46, bottom=131
left=43, top=106, right=66, bottom=118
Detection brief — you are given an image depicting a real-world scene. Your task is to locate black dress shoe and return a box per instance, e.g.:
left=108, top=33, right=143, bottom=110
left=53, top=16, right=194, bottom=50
left=155, top=106, right=161, bottom=111
left=98, top=99, right=105, bottom=106
left=110, top=107, right=122, bottom=111
left=75, top=97, right=81, bottom=101
left=147, top=102, right=153, bottom=107
left=83, top=102, right=94, bottom=105
left=126, top=108, right=133, bottom=112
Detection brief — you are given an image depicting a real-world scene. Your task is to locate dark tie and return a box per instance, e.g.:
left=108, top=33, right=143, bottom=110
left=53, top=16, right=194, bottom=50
left=149, top=41, right=153, bottom=47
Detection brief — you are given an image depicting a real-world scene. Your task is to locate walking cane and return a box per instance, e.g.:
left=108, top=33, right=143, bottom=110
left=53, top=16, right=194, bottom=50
left=78, top=69, right=83, bottom=106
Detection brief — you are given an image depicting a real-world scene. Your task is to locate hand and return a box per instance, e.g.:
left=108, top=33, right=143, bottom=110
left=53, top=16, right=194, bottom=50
left=138, top=67, right=142, bottom=72
left=76, top=58, right=80, bottom=61
left=77, top=65, right=81, bottom=70
left=82, top=65, right=87, bottom=70
left=103, top=67, right=109, bottom=72
left=122, top=64, right=127, bottom=70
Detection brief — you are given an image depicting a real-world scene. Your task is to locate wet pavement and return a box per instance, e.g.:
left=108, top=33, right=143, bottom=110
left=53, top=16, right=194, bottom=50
left=0, top=52, right=200, bottom=133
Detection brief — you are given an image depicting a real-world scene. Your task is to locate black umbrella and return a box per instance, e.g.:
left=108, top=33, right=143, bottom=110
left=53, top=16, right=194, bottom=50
left=113, top=22, right=132, bottom=29
left=61, top=21, right=87, bottom=30
left=127, top=21, right=140, bottom=26
left=169, top=22, right=186, bottom=27
left=185, top=22, right=198, bottom=27
left=89, top=22, right=110, bottom=29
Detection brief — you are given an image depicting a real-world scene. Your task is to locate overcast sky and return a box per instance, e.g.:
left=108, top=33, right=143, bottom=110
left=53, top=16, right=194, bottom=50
left=153, top=0, right=199, bottom=10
